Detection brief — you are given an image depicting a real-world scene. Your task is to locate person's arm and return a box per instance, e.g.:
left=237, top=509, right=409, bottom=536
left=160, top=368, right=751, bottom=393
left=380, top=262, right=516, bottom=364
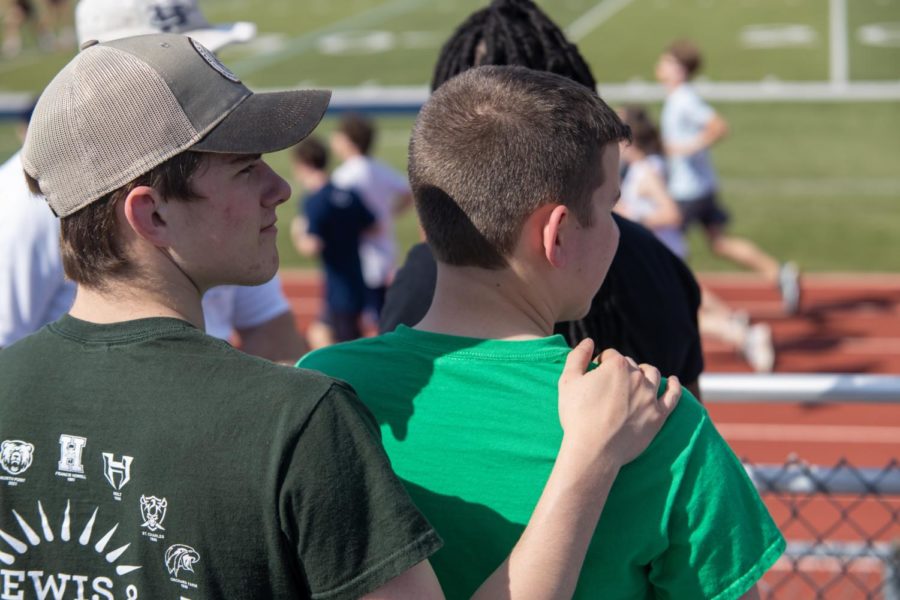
left=363, top=340, right=681, bottom=600
left=236, top=310, right=307, bottom=364
left=290, top=215, right=323, bottom=257
left=667, top=112, right=728, bottom=157
left=741, top=585, right=761, bottom=600
left=636, top=168, right=683, bottom=230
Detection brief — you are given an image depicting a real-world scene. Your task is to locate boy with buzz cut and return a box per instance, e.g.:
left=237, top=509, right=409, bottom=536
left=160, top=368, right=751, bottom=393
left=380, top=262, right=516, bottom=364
left=1, top=33, right=682, bottom=600
left=300, top=65, right=785, bottom=599
left=657, top=39, right=800, bottom=313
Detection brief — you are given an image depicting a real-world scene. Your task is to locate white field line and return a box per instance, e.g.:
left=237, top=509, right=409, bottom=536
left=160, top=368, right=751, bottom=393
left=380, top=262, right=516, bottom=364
left=716, top=423, right=900, bottom=444
left=565, top=0, right=637, bottom=42
left=830, top=0, right=849, bottom=86
left=227, top=0, right=432, bottom=76
left=597, top=80, right=900, bottom=102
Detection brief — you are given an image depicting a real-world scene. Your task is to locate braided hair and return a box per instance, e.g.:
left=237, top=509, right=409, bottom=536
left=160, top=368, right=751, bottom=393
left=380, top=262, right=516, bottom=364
left=431, top=0, right=597, bottom=92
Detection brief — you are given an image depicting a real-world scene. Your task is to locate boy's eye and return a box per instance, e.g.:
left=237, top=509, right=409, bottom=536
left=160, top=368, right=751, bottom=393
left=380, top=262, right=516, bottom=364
left=239, top=162, right=257, bottom=175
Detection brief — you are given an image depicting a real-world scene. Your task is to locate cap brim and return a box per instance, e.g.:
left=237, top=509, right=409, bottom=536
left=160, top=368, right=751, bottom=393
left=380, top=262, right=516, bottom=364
left=192, top=89, right=332, bottom=154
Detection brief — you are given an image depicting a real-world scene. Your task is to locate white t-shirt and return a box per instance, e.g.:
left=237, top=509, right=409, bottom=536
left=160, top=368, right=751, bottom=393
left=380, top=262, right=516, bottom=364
left=660, top=84, right=718, bottom=201
left=0, top=150, right=290, bottom=345
left=0, top=151, right=76, bottom=346
left=332, top=155, right=410, bottom=288
left=201, top=276, right=291, bottom=340
left=620, top=154, right=687, bottom=259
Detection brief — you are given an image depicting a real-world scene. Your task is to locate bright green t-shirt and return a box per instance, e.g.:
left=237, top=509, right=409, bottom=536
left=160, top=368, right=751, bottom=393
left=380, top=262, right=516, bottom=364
left=299, top=326, right=785, bottom=600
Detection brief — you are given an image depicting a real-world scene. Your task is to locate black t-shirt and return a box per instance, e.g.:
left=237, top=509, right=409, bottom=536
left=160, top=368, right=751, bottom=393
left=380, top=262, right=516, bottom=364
left=0, top=316, right=441, bottom=599
left=380, top=214, right=704, bottom=385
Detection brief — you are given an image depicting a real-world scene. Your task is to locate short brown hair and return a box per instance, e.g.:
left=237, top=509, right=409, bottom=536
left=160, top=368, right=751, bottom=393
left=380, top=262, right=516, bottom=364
left=620, top=105, right=663, bottom=156
left=667, top=39, right=703, bottom=79
left=292, top=137, right=329, bottom=171
left=26, top=152, right=205, bottom=288
left=409, top=65, right=630, bottom=269
left=337, top=113, right=375, bottom=155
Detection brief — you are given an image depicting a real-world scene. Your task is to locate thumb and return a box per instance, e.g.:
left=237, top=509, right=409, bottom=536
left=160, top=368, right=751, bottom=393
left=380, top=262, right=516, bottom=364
left=560, top=338, right=594, bottom=386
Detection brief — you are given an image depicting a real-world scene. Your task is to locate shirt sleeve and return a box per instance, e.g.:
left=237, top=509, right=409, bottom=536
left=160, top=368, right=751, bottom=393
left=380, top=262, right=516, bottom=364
left=229, top=275, right=292, bottom=331
left=279, top=382, right=442, bottom=599
left=649, top=412, right=785, bottom=599
left=685, top=91, right=715, bottom=128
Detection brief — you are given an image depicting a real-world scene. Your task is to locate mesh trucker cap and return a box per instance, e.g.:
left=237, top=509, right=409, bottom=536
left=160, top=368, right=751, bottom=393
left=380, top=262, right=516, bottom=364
left=76, top=0, right=256, bottom=52
left=22, top=33, right=331, bottom=217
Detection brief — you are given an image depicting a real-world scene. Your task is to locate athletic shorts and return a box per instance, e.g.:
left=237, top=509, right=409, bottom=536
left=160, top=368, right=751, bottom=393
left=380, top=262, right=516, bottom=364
left=677, top=191, right=730, bottom=231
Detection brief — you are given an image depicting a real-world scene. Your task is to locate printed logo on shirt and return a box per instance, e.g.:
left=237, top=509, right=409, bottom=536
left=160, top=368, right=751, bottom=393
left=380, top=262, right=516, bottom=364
left=0, top=440, right=34, bottom=486
left=102, top=453, right=133, bottom=501
left=165, top=544, right=200, bottom=590
left=55, top=434, right=87, bottom=482
left=139, top=495, right=167, bottom=542
left=0, top=499, right=142, bottom=599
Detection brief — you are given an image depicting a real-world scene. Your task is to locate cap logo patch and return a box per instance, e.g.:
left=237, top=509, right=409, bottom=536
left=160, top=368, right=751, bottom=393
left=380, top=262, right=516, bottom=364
left=190, top=38, right=240, bottom=83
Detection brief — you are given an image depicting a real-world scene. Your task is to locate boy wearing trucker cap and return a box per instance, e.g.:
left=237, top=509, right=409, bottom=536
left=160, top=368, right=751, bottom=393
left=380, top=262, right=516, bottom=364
left=0, top=34, right=678, bottom=598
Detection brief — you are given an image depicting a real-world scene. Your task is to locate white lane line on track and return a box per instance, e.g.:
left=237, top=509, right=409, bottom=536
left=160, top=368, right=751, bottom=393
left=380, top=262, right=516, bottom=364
left=717, top=423, right=900, bottom=444
left=565, top=0, right=637, bottom=42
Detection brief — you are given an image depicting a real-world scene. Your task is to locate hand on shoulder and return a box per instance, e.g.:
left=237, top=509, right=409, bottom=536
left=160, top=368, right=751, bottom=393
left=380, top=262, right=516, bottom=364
left=557, top=340, right=681, bottom=471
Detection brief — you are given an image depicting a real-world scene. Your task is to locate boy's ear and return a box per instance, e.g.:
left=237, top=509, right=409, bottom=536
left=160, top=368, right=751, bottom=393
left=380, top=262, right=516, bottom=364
left=541, top=204, right=569, bottom=268
left=122, top=186, right=171, bottom=247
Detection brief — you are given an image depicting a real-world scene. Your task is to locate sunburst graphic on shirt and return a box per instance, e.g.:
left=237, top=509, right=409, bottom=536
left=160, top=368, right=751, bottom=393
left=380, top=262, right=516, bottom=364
left=0, top=499, right=142, bottom=576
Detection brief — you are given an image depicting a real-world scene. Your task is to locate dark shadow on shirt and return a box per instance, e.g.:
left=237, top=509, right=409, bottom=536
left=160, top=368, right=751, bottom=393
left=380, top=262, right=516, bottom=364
left=401, top=479, right=525, bottom=599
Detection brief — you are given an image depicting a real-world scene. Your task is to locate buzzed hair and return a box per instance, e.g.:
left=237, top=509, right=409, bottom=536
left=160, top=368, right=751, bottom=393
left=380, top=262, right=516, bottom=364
left=409, top=65, right=630, bottom=269
left=667, top=39, right=703, bottom=79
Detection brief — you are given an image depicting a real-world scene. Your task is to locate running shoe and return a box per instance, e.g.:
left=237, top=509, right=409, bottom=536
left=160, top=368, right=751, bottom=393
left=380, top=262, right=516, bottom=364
left=743, top=323, right=775, bottom=373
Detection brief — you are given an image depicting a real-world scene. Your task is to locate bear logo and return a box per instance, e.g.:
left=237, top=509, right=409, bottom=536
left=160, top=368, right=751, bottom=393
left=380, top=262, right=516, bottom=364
left=1, top=440, right=34, bottom=476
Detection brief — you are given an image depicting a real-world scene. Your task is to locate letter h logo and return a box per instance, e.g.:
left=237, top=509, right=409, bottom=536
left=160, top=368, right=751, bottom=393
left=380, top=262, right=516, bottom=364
left=102, top=453, right=133, bottom=490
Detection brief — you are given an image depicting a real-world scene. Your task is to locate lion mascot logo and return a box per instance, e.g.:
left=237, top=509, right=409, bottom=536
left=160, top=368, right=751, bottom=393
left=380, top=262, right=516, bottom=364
left=165, top=544, right=200, bottom=577
left=1, top=440, right=34, bottom=476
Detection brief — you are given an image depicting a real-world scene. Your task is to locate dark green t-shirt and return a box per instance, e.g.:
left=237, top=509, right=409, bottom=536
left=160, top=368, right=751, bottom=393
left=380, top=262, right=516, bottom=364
left=0, top=316, right=440, bottom=599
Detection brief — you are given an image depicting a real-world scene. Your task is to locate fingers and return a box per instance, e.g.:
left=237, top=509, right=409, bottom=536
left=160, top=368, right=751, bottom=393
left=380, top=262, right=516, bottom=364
left=638, top=363, right=661, bottom=390
left=597, top=347, right=624, bottom=365
left=559, top=338, right=594, bottom=386
left=658, top=375, right=682, bottom=415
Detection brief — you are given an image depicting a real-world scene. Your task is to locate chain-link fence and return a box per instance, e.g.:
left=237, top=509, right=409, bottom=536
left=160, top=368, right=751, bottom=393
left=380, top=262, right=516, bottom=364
left=745, top=458, right=900, bottom=599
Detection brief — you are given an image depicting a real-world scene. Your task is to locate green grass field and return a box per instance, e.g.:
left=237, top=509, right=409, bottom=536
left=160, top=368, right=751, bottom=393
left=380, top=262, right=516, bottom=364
left=1, top=0, right=898, bottom=271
